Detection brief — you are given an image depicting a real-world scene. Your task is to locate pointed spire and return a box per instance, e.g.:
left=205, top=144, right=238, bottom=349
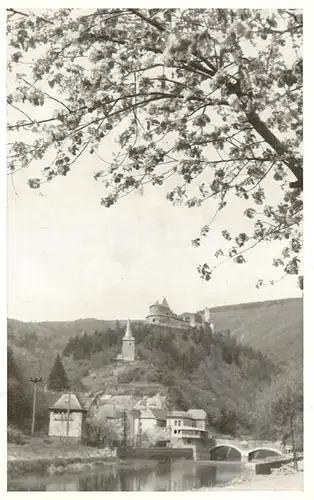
left=161, top=297, right=170, bottom=309
left=123, top=319, right=134, bottom=340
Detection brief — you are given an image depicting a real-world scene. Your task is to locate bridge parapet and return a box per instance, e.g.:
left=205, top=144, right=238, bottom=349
left=214, top=438, right=283, bottom=453
left=210, top=438, right=284, bottom=462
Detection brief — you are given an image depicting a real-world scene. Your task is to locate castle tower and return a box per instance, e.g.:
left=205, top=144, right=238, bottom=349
left=161, top=297, right=170, bottom=309
left=122, top=319, right=135, bottom=361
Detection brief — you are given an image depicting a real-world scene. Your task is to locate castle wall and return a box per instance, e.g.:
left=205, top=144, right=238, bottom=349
left=146, top=300, right=214, bottom=331
left=148, top=304, right=172, bottom=316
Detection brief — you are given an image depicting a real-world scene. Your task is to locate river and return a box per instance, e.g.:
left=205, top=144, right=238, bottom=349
left=8, top=460, right=245, bottom=491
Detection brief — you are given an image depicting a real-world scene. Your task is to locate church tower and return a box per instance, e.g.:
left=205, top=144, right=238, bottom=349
left=122, top=319, right=135, bottom=361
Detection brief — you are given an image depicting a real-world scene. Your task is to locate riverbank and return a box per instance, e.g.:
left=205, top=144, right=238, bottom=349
left=211, top=460, right=304, bottom=491
left=7, top=439, right=117, bottom=479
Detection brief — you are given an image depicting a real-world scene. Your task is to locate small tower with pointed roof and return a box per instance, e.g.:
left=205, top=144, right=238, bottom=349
left=122, top=319, right=135, bottom=361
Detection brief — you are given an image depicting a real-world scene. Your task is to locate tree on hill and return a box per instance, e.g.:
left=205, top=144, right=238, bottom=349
left=252, top=366, right=303, bottom=465
left=7, top=8, right=302, bottom=285
left=7, top=347, right=33, bottom=430
left=8, top=347, right=54, bottom=433
left=85, top=416, right=119, bottom=448
left=47, top=353, right=69, bottom=391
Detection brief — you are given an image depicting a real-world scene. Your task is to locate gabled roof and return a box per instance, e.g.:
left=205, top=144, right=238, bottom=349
left=50, top=393, right=85, bottom=411
left=78, top=394, right=98, bottom=411
left=137, top=407, right=167, bottom=420
left=150, top=408, right=167, bottom=420
left=167, top=411, right=189, bottom=419
left=187, top=409, right=206, bottom=420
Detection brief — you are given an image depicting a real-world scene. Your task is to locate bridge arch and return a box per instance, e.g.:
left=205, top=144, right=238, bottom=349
left=209, top=445, right=242, bottom=461
left=248, top=448, right=282, bottom=462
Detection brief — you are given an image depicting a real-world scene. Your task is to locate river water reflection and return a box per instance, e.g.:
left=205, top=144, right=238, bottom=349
left=8, top=460, right=245, bottom=491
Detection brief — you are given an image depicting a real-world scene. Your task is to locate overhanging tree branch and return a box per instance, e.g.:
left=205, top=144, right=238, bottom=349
left=245, top=109, right=303, bottom=190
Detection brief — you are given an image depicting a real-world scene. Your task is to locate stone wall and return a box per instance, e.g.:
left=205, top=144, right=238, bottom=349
left=116, top=446, right=193, bottom=460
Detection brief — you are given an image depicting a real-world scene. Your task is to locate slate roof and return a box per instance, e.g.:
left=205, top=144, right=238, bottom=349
left=123, top=319, right=135, bottom=340
left=135, top=407, right=166, bottom=420
left=161, top=298, right=170, bottom=309
left=187, top=409, right=206, bottom=420
left=78, top=394, right=98, bottom=411
left=149, top=408, right=167, bottom=420
left=50, top=393, right=86, bottom=411
left=167, top=411, right=190, bottom=419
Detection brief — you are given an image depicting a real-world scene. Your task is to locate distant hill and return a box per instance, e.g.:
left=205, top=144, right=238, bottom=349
left=7, top=318, right=118, bottom=381
left=210, top=297, right=303, bottom=368
left=8, top=297, right=302, bottom=370
left=7, top=318, right=124, bottom=343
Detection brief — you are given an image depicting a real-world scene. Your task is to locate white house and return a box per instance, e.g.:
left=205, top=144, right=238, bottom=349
left=166, top=409, right=210, bottom=459
left=187, top=409, right=207, bottom=430
left=131, top=405, right=209, bottom=454
left=48, top=393, right=87, bottom=442
left=166, top=410, right=196, bottom=437
left=132, top=407, right=168, bottom=446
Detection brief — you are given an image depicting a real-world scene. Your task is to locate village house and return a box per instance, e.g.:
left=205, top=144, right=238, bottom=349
left=97, top=404, right=123, bottom=429
left=166, top=410, right=196, bottom=435
left=132, top=407, right=168, bottom=446
left=131, top=404, right=210, bottom=456
left=166, top=409, right=211, bottom=459
left=48, top=393, right=88, bottom=442
left=47, top=391, right=102, bottom=441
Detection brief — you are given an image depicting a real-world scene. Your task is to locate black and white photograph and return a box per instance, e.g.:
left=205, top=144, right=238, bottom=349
left=6, top=5, right=304, bottom=492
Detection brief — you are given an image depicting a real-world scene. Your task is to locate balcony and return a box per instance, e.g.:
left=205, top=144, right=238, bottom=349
left=172, top=426, right=208, bottom=440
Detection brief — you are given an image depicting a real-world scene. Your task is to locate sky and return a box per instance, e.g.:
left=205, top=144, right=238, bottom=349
left=6, top=5, right=303, bottom=322
left=7, top=152, right=302, bottom=322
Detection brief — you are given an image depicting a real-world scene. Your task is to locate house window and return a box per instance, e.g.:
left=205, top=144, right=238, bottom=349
left=187, top=439, right=191, bottom=444
left=158, top=420, right=166, bottom=428
left=178, top=430, right=181, bottom=434
left=53, top=412, right=73, bottom=421
left=174, top=430, right=177, bottom=434
left=178, top=420, right=181, bottom=426
left=129, top=342, right=132, bottom=346
left=174, top=420, right=177, bottom=426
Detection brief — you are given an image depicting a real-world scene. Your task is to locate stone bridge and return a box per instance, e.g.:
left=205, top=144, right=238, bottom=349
left=210, top=437, right=285, bottom=462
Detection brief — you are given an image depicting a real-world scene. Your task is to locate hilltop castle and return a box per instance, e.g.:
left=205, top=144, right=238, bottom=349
left=118, top=300, right=216, bottom=362
left=146, top=298, right=214, bottom=331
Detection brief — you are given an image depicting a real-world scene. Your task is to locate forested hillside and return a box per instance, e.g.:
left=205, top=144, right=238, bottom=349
left=210, top=297, right=303, bottom=367
left=7, top=297, right=303, bottom=439
left=8, top=320, right=278, bottom=437
left=8, top=297, right=302, bottom=369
